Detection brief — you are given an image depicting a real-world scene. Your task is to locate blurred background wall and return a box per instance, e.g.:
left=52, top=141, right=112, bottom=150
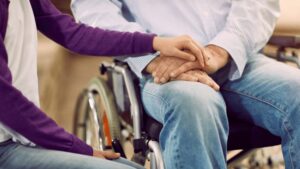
left=38, top=0, right=111, bottom=133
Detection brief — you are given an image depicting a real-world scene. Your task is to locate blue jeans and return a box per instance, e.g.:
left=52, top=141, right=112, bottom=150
left=0, top=140, right=144, bottom=169
left=140, top=55, right=300, bottom=169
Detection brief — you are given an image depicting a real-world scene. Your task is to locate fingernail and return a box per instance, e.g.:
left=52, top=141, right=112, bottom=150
left=170, top=72, right=175, bottom=77
left=154, top=77, right=159, bottom=83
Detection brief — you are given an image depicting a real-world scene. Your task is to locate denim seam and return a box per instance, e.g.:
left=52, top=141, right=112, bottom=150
left=282, top=120, right=295, bottom=169
left=222, top=88, right=295, bottom=169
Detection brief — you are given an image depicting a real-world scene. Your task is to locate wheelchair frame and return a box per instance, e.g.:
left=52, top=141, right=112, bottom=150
left=102, top=61, right=165, bottom=169
left=73, top=37, right=300, bottom=169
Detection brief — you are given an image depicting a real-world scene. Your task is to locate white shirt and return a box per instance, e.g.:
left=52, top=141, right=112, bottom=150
left=71, top=0, right=280, bottom=80
left=0, top=0, right=38, bottom=145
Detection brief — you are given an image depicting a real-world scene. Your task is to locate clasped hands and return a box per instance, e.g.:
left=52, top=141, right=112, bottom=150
left=148, top=35, right=229, bottom=91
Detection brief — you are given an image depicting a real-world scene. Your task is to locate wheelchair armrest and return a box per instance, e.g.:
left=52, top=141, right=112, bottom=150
left=268, top=35, right=300, bottom=48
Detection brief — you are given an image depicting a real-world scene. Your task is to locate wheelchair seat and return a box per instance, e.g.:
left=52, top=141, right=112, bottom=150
left=144, top=114, right=281, bottom=150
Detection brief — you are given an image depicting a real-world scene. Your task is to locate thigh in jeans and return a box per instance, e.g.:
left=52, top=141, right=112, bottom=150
left=0, top=141, right=143, bottom=169
left=221, top=55, right=300, bottom=169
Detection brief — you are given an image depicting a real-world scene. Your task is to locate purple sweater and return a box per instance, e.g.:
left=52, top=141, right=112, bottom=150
left=0, top=0, right=155, bottom=155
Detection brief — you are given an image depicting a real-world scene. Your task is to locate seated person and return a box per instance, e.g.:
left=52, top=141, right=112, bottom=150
left=71, top=0, right=300, bottom=169
left=0, top=0, right=204, bottom=169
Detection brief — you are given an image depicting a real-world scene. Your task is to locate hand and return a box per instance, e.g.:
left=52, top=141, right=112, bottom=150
left=170, top=45, right=230, bottom=77
left=145, top=56, right=220, bottom=90
left=93, top=150, right=120, bottom=159
left=153, top=35, right=208, bottom=67
left=172, top=70, right=220, bottom=91
left=146, top=55, right=187, bottom=83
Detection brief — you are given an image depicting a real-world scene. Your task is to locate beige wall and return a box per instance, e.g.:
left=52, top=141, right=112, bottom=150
left=275, top=0, right=300, bottom=35
left=37, top=33, right=110, bottom=132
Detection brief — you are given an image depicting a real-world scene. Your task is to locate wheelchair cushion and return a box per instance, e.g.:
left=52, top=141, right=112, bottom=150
left=227, top=117, right=281, bottom=150
left=144, top=114, right=281, bottom=150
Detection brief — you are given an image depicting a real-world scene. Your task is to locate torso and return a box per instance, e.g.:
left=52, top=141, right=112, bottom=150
left=0, top=0, right=38, bottom=145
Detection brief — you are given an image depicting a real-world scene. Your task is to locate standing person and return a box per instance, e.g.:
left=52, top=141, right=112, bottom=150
left=72, top=1, right=300, bottom=169
left=0, top=0, right=203, bottom=168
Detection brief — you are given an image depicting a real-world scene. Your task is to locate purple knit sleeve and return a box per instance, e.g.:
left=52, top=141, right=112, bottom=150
left=0, top=36, right=93, bottom=156
left=30, top=0, right=156, bottom=56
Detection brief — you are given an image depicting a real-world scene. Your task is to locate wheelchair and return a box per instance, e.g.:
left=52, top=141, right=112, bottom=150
left=73, top=35, right=300, bottom=169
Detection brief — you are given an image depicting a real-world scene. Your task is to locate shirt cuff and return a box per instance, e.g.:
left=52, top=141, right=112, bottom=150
left=209, top=30, right=248, bottom=81
left=70, top=135, right=93, bottom=156
left=125, top=52, right=159, bottom=78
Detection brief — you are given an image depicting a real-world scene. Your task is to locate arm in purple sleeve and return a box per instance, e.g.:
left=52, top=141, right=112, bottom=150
left=29, top=0, right=156, bottom=56
left=0, top=37, right=93, bottom=156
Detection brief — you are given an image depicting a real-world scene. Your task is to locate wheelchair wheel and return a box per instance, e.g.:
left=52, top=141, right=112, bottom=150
left=73, top=77, right=121, bottom=150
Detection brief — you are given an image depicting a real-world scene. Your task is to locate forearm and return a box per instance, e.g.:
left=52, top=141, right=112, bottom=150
left=0, top=38, right=91, bottom=155
left=30, top=0, right=155, bottom=56
left=0, top=76, right=93, bottom=155
left=209, top=0, right=280, bottom=80
left=71, top=0, right=157, bottom=77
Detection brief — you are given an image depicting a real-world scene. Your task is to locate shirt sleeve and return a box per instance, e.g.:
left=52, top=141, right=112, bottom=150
left=29, top=0, right=156, bottom=57
left=0, top=36, right=93, bottom=156
left=71, top=0, right=158, bottom=78
left=209, top=0, right=280, bottom=80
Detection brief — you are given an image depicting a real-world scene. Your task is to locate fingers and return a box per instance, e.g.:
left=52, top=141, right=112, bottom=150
left=93, top=150, right=120, bottom=160
left=153, top=64, right=169, bottom=83
left=152, top=57, right=172, bottom=83
left=101, top=151, right=121, bottom=159
left=170, top=62, right=199, bottom=78
left=145, top=56, right=162, bottom=74
left=172, top=73, right=198, bottom=82
left=188, top=71, right=220, bottom=91
left=172, top=49, right=196, bottom=61
left=158, top=58, right=185, bottom=83
left=191, top=41, right=208, bottom=68
left=152, top=36, right=196, bottom=61
left=150, top=56, right=187, bottom=84
left=93, top=150, right=105, bottom=159
left=184, top=41, right=205, bottom=68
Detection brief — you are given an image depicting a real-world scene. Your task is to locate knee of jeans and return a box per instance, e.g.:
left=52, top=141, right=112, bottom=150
left=157, top=81, right=227, bottom=123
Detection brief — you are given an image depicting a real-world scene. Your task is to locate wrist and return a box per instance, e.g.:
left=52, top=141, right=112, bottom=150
left=206, top=45, right=229, bottom=70
left=152, top=36, right=161, bottom=51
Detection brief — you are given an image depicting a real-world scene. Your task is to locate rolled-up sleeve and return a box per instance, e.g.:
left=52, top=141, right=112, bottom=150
left=209, top=0, right=280, bottom=80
